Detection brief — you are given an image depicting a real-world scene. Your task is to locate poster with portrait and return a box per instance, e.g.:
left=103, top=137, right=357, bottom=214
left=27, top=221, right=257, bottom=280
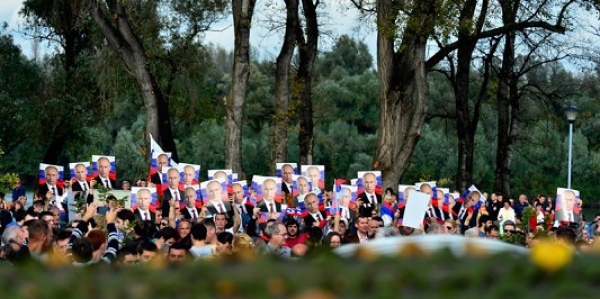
left=130, top=187, right=157, bottom=211
left=356, top=171, right=383, bottom=196
left=38, top=163, right=64, bottom=186
left=403, top=191, right=431, bottom=229
left=336, top=184, right=358, bottom=210
left=93, top=189, right=131, bottom=209
left=178, top=163, right=200, bottom=186
left=397, top=185, right=416, bottom=209
left=251, top=175, right=282, bottom=203
left=91, top=155, right=117, bottom=189
left=301, top=165, right=325, bottom=191
left=180, top=184, right=202, bottom=210
left=200, top=178, right=228, bottom=204
left=555, top=188, right=581, bottom=222
left=415, top=181, right=437, bottom=202
left=69, top=162, right=91, bottom=183
left=208, top=169, right=233, bottom=185
left=291, top=174, right=310, bottom=198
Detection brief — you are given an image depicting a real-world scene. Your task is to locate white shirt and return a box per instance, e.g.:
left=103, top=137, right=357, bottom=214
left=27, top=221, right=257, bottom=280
left=310, top=212, right=323, bottom=222
left=98, top=175, right=112, bottom=188
left=186, top=206, right=198, bottom=218
left=169, top=188, right=180, bottom=200
left=77, top=181, right=88, bottom=191
left=365, top=192, right=377, bottom=205
left=263, top=200, right=277, bottom=212
left=138, top=209, right=151, bottom=220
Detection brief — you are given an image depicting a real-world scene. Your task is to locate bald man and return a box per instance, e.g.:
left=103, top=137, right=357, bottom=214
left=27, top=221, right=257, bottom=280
left=356, top=172, right=382, bottom=217
left=258, top=179, right=282, bottom=213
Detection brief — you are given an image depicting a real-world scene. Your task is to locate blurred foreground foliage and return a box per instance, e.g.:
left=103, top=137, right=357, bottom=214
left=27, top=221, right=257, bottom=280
left=2, top=251, right=600, bottom=298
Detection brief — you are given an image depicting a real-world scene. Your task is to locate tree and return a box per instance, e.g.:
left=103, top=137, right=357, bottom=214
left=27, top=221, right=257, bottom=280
left=271, top=0, right=299, bottom=171
left=88, top=0, right=178, bottom=160
left=227, top=0, right=256, bottom=176
left=295, top=0, right=320, bottom=165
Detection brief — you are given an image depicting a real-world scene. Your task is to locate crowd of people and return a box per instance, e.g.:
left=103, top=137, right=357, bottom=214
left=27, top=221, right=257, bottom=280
left=0, top=163, right=590, bottom=266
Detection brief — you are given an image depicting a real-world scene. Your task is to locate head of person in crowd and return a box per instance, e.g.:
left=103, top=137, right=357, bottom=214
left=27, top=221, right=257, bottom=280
left=155, top=226, right=179, bottom=253
left=485, top=224, right=500, bottom=239
left=118, top=242, right=141, bottom=266
left=121, top=180, right=131, bottom=191
left=177, top=219, right=192, bottom=239
left=140, top=241, right=159, bottom=264
left=355, top=216, right=369, bottom=237
left=216, top=232, right=234, bottom=256
left=202, top=218, right=217, bottom=245
left=168, top=241, right=188, bottom=265
left=232, top=233, right=254, bottom=258
left=214, top=213, right=227, bottom=233
left=52, top=228, right=71, bottom=254
left=323, top=232, right=342, bottom=249
left=116, top=209, right=135, bottom=232
left=285, top=218, right=299, bottom=238
left=267, top=223, right=288, bottom=251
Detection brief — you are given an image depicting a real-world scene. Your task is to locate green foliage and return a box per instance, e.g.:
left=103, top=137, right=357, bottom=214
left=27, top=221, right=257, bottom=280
left=4, top=252, right=600, bottom=298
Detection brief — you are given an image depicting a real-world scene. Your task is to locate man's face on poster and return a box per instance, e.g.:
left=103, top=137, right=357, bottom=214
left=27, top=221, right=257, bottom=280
left=466, top=191, right=480, bottom=207
left=184, top=189, right=196, bottom=208
left=305, top=194, right=319, bottom=214
left=214, top=171, right=227, bottom=181
left=419, top=184, right=433, bottom=196
left=137, top=189, right=152, bottom=210
left=262, top=180, right=277, bottom=201
left=363, top=173, right=377, bottom=194
left=297, top=177, right=309, bottom=194
left=183, top=166, right=195, bottom=185
left=45, top=167, right=59, bottom=185
left=98, top=158, right=110, bottom=177
left=232, top=184, right=245, bottom=203
left=157, top=154, right=169, bottom=173
left=75, top=164, right=87, bottom=181
left=208, top=181, right=223, bottom=202
left=563, top=190, right=576, bottom=212
left=282, top=165, right=294, bottom=184
left=340, top=189, right=352, bottom=207
left=167, top=169, right=180, bottom=189
left=307, top=167, right=321, bottom=186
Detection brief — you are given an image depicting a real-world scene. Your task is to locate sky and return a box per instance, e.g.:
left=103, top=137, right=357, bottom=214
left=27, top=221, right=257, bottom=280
left=0, top=0, right=379, bottom=61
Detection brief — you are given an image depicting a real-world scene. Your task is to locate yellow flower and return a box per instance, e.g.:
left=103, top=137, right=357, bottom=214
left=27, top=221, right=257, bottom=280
left=530, top=239, right=573, bottom=273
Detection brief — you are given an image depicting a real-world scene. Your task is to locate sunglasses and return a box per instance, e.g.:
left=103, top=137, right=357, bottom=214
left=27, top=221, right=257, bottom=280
left=446, top=226, right=454, bottom=230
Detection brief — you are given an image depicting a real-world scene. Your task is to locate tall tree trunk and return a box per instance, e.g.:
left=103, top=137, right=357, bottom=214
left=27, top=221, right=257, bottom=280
left=89, top=0, right=178, bottom=161
left=227, top=0, right=256, bottom=175
left=374, top=0, right=436, bottom=189
left=494, top=0, right=519, bottom=198
left=271, top=0, right=298, bottom=172
left=454, top=0, right=489, bottom=192
left=296, top=0, right=319, bottom=165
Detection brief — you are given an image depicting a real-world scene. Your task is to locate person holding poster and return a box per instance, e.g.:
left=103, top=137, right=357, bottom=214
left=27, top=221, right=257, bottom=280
left=258, top=179, right=282, bottom=213
left=356, top=172, right=382, bottom=217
